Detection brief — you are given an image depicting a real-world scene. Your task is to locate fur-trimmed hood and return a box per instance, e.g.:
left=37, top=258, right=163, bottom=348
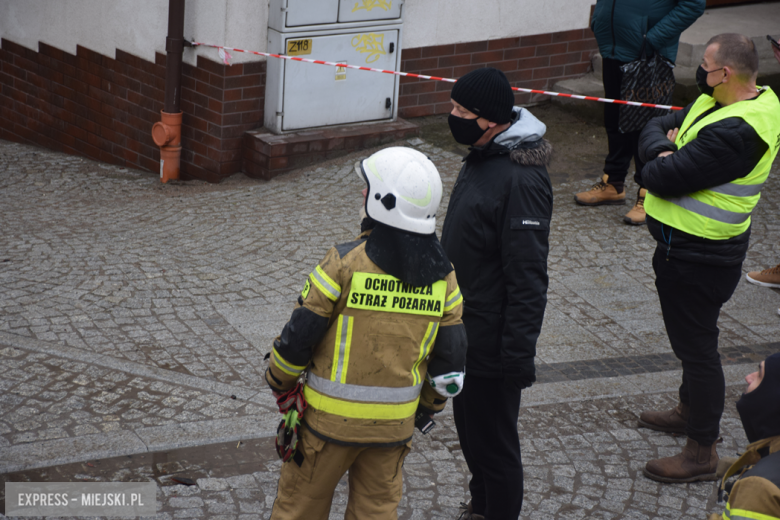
left=468, top=107, right=553, bottom=166
left=509, top=139, right=553, bottom=167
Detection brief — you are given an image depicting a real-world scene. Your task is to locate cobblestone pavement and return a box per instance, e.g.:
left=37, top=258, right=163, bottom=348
left=0, top=388, right=755, bottom=519
left=1, top=102, right=779, bottom=519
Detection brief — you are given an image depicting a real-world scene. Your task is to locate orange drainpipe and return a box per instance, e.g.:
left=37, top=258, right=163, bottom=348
left=152, top=112, right=182, bottom=182
left=153, top=0, right=187, bottom=183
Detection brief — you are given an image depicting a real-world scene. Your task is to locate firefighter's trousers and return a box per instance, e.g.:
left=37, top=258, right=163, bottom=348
left=271, top=425, right=411, bottom=520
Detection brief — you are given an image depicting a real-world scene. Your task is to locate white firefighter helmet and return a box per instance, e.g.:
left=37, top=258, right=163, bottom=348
left=355, top=147, right=443, bottom=235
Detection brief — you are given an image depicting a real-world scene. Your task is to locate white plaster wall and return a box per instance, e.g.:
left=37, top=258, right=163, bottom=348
left=0, top=0, right=269, bottom=66
left=0, top=0, right=592, bottom=67
left=402, top=0, right=595, bottom=48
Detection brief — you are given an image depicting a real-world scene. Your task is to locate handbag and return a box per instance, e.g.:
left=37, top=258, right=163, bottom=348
left=618, top=38, right=676, bottom=133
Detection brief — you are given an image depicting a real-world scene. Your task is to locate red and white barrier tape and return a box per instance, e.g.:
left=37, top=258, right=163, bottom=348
left=191, top=41, right=683, bottom=111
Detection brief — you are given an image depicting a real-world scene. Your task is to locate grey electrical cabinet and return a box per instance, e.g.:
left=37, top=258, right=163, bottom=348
left=265, top=0, right=404, bottom=133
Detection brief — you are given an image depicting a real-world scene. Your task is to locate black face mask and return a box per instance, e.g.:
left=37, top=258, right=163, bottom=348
left=696, top=65, right=724, bottom=97
left=736, top=353, right=780, bottom=444
left=448, top=114, right=487, bottom=145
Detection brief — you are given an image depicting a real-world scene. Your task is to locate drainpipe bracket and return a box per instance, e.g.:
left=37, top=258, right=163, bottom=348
left=166, top=36, right=185, bottom=54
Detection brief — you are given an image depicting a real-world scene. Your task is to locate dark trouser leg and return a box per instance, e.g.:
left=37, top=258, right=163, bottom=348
left=602, top=57, right=644, bottom=188
left=453, top=374, right=523, bottom=519
left=652, top=247, right=742, bottom=445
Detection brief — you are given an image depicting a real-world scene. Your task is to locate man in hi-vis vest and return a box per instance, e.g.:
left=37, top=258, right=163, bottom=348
left=634, top=33, right=780, bottom=483
left=264, top=147, right=467, bottom=519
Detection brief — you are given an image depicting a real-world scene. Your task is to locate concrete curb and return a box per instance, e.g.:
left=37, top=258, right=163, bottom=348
left=0, top=331, right=263, bottom=401
left=0, top=418, right=277, bottom=474
left=0, top=331, right=279, bottom=474
left=0, top=331, right=756, bottom=474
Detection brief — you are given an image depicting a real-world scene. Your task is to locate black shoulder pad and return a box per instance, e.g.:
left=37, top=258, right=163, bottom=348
left=743, top=450, right=780, bottom=488
left=335, top=239, right=367, bottom=258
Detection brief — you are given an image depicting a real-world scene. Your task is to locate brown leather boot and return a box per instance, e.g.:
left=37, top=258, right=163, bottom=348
left=623, top=188, right=647, bottom=225
left=638, top=402, right=689, bottom=434
left=643, top=437, right=719, bottom=483
left=574, top=174, right=626, bottom=206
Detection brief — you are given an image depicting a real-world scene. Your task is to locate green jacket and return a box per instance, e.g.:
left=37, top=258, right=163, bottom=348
left=590, top=0, right=705, bottom=64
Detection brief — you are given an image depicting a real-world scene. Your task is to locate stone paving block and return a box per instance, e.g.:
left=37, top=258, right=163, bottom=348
left=1, top=126, right=779, bottom=519
left=137, top=416, right=276, bottom=453
left=0, top=429, right=146, bottom=473
left=0, top=387, right=746, bottom=518
left=197, top=477, right=230, bottom=491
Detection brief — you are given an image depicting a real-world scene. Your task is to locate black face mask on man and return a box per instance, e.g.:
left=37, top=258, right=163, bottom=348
left=448, top=114, right=487, bottom=145
left=696, top=65, right=724, bottom=97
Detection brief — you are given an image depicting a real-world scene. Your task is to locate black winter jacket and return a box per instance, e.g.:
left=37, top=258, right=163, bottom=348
left=441, top=107, right=553, bottom=386
left=636, top=92, right=769, bottom=266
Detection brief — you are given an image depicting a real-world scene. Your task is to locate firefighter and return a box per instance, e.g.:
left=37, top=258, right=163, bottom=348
left=708, top=353, right=780, bottom=520
left=264, top=146, right=468, bottom=520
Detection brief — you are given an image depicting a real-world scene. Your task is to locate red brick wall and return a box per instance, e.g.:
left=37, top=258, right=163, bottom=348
left=0, top=38, right=265, bottom=183
left=1, top=27, right=596, bottom=182
left=398, top=28, right=597, bottom=119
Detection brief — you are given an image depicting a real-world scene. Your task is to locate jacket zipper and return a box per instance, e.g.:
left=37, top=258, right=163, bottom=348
left=610, top=0, right=617, bottom=57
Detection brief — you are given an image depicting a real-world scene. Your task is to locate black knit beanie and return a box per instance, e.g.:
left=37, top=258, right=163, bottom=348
left=451, top=67, right=515, bottom=124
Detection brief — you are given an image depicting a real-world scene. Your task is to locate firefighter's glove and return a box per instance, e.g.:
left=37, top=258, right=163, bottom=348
left=427, top=372, right=464, bottom=398
left=275, top=382, right=307, bottom=463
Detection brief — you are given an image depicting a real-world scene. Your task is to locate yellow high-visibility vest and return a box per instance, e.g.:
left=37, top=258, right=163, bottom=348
left=645, top=87, right=780, bottom=240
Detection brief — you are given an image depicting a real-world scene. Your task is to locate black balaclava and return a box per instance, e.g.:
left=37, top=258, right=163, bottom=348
left=365, top=222, right=452, bottom=288
left=736, top=353, right=780, bottom=444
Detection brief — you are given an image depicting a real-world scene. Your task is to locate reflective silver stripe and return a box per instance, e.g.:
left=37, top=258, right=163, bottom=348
left=312, top=268, right=341, bottom=300
left=708, top=182, right=764, bottom=198
left=334, top=315, right=350, bottom=382
left=665, top=195, right=751, bottom=225
left=422, top=322, right=438, bottom=356
left=308, top=373, right=423, bottom=403
left=445, top=290, right=462, bottom=308
left=273, top=352, right=304, bottom=375
left=413, top=322, right=439, bottom=385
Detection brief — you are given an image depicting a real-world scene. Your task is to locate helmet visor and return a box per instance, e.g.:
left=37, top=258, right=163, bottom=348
left=354, top=160, right=367, bottom=184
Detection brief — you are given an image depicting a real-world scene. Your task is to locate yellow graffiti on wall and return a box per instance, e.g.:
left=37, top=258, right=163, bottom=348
left=351, top=33, right=387, bottom=64
left=352, top=0, right=392, bottom=13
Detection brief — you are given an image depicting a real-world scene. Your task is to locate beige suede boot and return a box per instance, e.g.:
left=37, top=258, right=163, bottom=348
left=623, top=188, right=647, bottom=225
left=574, top=174, right=626, bottom=206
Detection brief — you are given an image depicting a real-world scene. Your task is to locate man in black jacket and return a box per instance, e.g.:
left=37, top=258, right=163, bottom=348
left=635, top=34, right=780, bottom=483
left=441, top=68, right=553, bottom=520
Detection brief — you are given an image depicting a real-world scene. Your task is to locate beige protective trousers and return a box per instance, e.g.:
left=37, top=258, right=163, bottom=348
left=271, top=426, right=411, bottom=520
